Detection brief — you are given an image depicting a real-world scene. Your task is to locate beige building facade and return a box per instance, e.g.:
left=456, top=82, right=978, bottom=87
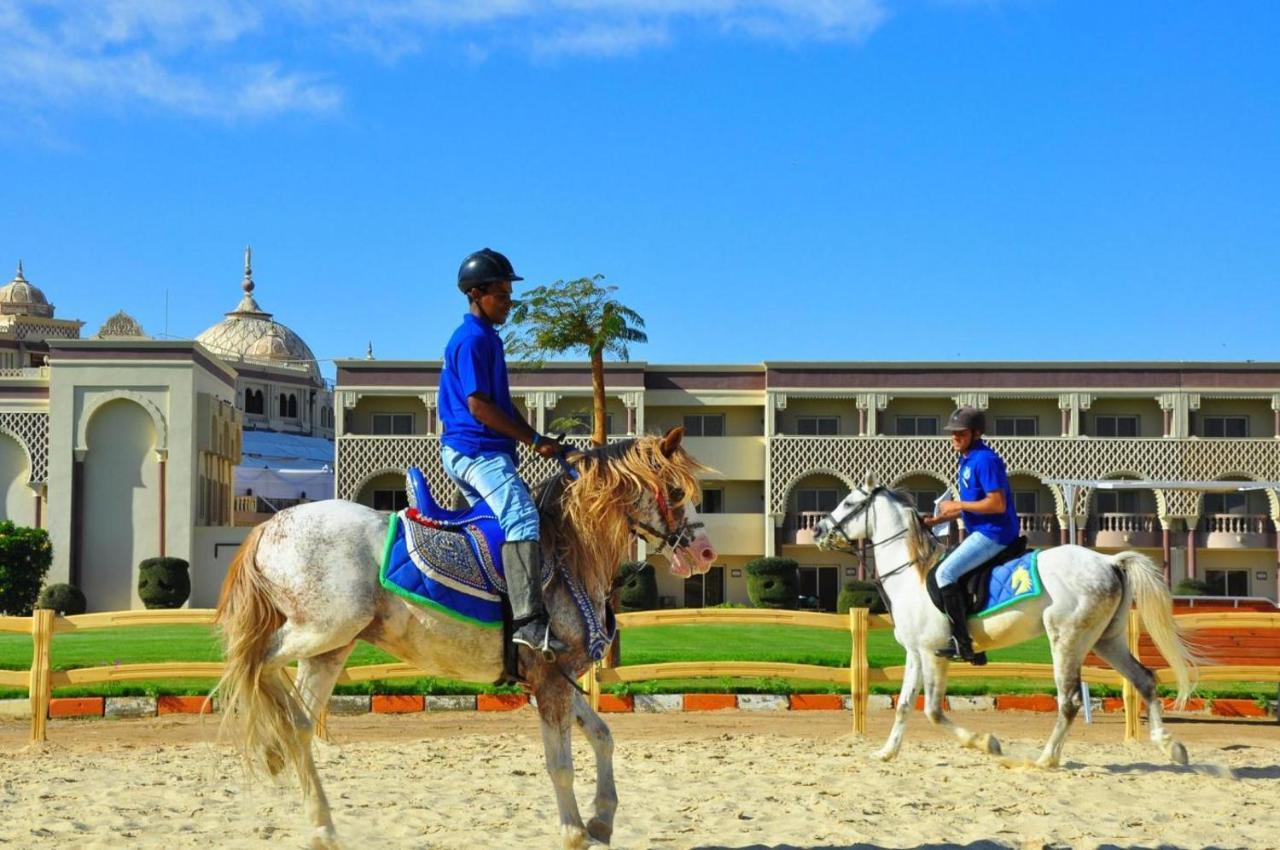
left=334, top=360, right=1280, bottom=609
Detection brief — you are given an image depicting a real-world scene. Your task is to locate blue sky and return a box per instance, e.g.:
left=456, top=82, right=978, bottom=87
left=2, top=1, right=1278, bottom=376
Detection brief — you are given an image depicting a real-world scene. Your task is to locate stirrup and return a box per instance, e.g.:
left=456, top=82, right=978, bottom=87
left=513, top=619, right=566, bottom=662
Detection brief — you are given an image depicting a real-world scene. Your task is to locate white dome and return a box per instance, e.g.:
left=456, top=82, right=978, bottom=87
left=195, top=249, right=320, bottom=382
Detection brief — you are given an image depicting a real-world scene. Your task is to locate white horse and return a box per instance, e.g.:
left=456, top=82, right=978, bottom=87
left=214, top=429, right=717, bottom=849
left=812, top=479, right=1197, bottom=768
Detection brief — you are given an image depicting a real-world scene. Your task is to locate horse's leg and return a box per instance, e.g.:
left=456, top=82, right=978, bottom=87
left=1092, top=632, right=1188, bottom=765
left=570, top=688, right=617, bottom=844
left=292, top=643, right=355, bottom=849
left=535, top=679, right=590, bottom=850
left=873, top=650, right=921, bottom=761
left=920, top=654, right=1001, bottom=756
left=1035, top=623, right=1087, bottom=769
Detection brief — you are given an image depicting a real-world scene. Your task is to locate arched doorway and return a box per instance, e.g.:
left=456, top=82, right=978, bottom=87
left=82, top=400, right=159, bottom=611
left=0, top=434, right=34, bottom=527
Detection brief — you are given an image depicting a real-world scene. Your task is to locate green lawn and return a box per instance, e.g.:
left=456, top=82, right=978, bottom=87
left=0, top=622, right=1271, bottom=700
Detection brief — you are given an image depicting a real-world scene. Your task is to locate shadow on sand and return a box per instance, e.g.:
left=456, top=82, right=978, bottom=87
left=692, top=844, right=1249, bottom=850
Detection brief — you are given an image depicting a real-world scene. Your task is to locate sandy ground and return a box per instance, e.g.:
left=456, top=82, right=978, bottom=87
left=0, top=710, right=1277, bottom=850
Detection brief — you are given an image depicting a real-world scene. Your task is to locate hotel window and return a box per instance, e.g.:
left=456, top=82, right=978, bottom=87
left=797, top=489, right=840, bottom=513
left=796, top=416, right=839, bottom=435
left=286, top=394, right=299, bottom=419
left=1013, top=490, right=1039, bottom=515
left=896, top=416, right=938, bottom=436
left=1095, top=490, right=1139, bottom=514
left=994, top=416, right=1038, bottom=436
left=1202, top=416, right=1248, bottom=438
left=1094, top=415, right=1139, bottom=437
left=1204, top=569, right=1249, bottom=597
left=1203, top=492, right=1248, bottom=515
left=372, top=489, right=410, bottom=512
left=371, top=413, right=414, bottom=435
left=682, top=413, right=725, bottom=437
left=700, top=488, right=724, bottom=514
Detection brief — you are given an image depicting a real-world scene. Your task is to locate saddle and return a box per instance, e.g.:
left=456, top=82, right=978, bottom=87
left=925, top=536, right=1029, bottom=618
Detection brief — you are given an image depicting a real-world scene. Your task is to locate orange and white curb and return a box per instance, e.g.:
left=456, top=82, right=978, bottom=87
left=0, top=694, right=1273, bottom=720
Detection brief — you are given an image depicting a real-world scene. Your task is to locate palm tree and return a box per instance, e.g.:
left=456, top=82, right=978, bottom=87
left=507, top=275, right=647, bottom=446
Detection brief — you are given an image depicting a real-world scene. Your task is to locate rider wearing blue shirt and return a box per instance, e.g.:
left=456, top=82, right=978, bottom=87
left=438, top=248, right=567, bottom=657
left=922, top=406, right=1019, bottom=664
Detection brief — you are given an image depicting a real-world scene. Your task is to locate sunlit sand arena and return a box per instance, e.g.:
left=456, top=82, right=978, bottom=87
left=1, top=711, right=1275, bottom=849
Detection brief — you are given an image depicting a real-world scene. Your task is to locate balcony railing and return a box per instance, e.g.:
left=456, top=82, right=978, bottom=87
left=1092, top=513, right=1161, bottom=548
left=787, top=511, right=828, bottom=546
left=0, top=366, right=50, bottom=380
left=1201, top=514, right=1275, bottom=549
left=1019, top=512, right=1059, bottom=546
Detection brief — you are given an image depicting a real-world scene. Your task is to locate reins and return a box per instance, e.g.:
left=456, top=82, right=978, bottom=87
left=819, top=486, right=935, bottom=616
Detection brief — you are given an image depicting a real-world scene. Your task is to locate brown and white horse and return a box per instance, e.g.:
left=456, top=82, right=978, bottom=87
left=215, top=428, right=716, bottom=849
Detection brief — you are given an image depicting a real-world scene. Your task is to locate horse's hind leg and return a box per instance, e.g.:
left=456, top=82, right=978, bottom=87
left=1035, top=630, right=1087, bottom=769
left=292, top=643, right=355, bottom=850
left=571, top=689, right=617, bottom=844
left=874, top=650, right=921, bottom=761
left=1092, top=632, right=1188, bottom=765
left=536, top=680, right=590, bottom=849
left=921, top=654, right=1001, bottom=756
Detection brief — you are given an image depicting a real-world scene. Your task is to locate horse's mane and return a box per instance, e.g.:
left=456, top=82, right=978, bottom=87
left=533, top=436, right=707, bottom=597
left=882, top=488, right=945, bottom=579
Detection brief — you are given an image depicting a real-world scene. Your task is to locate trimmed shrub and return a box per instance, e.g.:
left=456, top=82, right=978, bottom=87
left=0, top=521, right=53, bottom=615
left=745, top=557, right=799, bottom=609
left=137, top=557, right=191, bottom=609
left=1173, top=577, right=1214, bottom=597
left=36, top=583, right=87, bottom=616
left=837, top=580, right=886, bottom=615
left=618, top=561, right=658, bottom=611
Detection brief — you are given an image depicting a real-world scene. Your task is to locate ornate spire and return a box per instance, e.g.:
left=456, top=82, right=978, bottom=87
left=242, top=245, right=254, bottom=294
left=366, top=341, right=375, bottom=360
left=230, top=245, right=267, bottom=317
left=13, top=260, right=24, bottom=282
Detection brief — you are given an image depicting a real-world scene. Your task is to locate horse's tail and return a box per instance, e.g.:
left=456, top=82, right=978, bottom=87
left=214, top=523, right=313, bottom=793
left=1109, top=550, right=1198, bottom=709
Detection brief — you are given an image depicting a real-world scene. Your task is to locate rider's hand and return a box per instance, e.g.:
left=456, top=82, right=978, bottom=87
left=935, top=500, right=961, bottom=519
left=533, top=435, right=563, bottom=458
left=921, top=515, right=942, bottom=528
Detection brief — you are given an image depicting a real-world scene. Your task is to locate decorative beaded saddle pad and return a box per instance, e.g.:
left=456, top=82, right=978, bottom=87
left=378, top=468, right=548, bottom=628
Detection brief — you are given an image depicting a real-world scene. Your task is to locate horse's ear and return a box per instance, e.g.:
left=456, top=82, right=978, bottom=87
left=863, top=470, right=878, bottom=488
left=659, top=426, right=685, bottom=457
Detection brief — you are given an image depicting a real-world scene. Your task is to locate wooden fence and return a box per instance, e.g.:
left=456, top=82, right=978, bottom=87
left=586, top=607, right=1280, bottom=740
left=2, top=607, right=1278, bottom=744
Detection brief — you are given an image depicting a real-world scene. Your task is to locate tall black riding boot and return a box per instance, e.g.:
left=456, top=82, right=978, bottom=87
left=504, top=540, right=569, bottom=661
left=935, top=583, right=987, bottom=666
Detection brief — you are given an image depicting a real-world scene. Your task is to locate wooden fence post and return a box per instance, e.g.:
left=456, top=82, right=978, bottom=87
left=850, top=607, right=869, bottom=735
left=1123, top=612, right=1141, bottom=743
left=29, top=609, right=54, bottom=743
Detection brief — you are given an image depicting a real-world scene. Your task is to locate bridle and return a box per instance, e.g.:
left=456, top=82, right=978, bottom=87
left=817, top=486, right=926, bottom=612
left=628, top=483, right=704, bottom=556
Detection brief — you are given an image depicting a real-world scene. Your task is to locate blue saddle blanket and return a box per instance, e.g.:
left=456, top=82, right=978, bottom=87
left=976, top=550, right=1043, bottom=617
left=378, top=468, right=547, bottom=628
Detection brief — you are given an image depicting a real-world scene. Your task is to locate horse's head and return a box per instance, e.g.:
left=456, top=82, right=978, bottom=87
left=560, top=426, right=717, bottom=580
left=629, top=426, right=718, bottom=578
left=812, top=474, right=880, bottom=552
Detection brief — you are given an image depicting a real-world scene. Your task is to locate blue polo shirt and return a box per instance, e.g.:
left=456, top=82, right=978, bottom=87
left=957, top=440, right=1019, bottom=545
left=438, top=314, right=519, bottom=459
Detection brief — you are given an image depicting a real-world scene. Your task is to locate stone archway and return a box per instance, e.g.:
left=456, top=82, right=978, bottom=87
left=0, top=432, right=35, bottom=527
left=81, top=399, right=159, bottom=612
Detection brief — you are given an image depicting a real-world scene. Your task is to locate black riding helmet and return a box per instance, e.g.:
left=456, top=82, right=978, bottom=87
left=457, top=248, right=523, bottom=293
left=943, top=406, right=986, bottom=433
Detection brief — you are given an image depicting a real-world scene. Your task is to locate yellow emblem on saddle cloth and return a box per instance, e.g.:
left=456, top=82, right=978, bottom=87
left=1010, top=565, right=1032, bottom=595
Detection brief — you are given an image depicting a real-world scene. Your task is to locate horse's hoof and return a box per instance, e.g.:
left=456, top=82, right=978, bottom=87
left=984, top=735, right=1002, bottom=756
left=1170, top=741, right=1189, bottom=766
left=871, top=748, right=896, bottom=763
left=562, top=825, right=590, bottom=850
left=587, top=817, right=613, bottom=844
left=1034, top=755, right=1059, bottom=770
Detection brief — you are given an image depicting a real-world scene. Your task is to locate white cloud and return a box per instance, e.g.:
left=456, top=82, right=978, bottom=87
left=0, top=0, right=887, bottom=120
